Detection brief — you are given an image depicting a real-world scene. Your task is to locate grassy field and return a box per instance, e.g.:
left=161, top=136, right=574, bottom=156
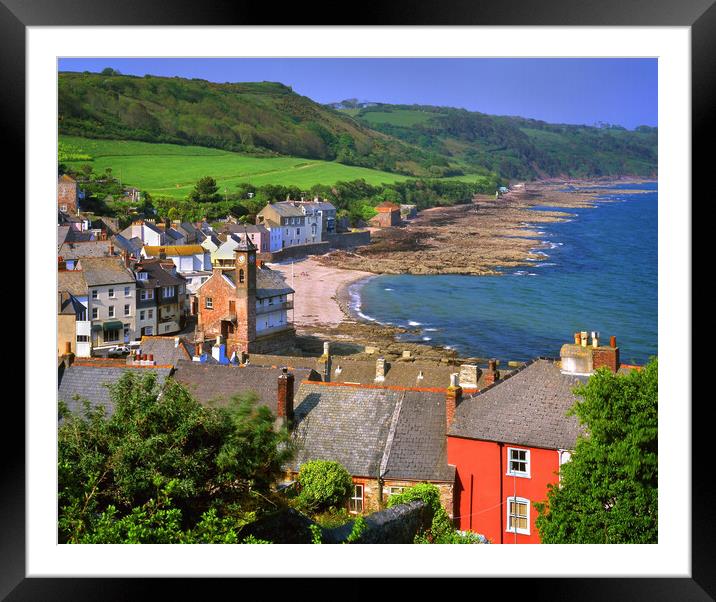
left=60, top=136, right=413, bottom=199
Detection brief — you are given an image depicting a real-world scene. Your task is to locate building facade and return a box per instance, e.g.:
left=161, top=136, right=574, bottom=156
left=58, top=174, right=79, bottom=215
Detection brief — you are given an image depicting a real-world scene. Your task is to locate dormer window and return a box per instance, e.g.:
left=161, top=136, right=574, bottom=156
left=137, top=272, right=148, bottom=281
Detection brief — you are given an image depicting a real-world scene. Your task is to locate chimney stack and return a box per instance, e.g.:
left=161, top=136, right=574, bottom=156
left=446, top=373, right=463, bottom=427
left=375, top=357, right=387, bottom=382
left=276, top=367, right=295, bottom=426
left=459, top=364, right=481, bottom=389
left=483, top=359, right=500, bottom=386
left=317, top=341, right=332, bottom=382
left=580, top=331, right=588, bottom=348
left=592, top=335, right=620, bottom=373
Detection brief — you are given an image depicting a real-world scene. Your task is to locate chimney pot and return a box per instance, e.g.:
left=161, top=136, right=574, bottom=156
left=375, top=357, right=387, bottom=381
left=580, top=331, right=588, bottom=347
left=574, top=332, right=581, bottom=345
left=446, top=373, right=463, bottom=427
left=484, top=359, right=500, bottom=386
left=610, top=336, right=617, bottom=348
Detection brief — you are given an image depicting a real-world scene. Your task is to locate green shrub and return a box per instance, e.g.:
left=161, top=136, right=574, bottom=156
left=296, top=460, right=353, bottom=513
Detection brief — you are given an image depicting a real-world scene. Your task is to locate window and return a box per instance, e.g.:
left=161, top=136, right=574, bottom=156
left=91, top=307, right=98, bottom=319
left=140, top=310, right=145, bottom=321
left=506, top=497, right=530, bottom=535
left=163, top=286, right=175, bottom=298
left=239, top=269, right=244, bottom=284
left=105, top=329, right=120, bottom=343
left=124, top=286, right=131, bottom=297
left=148, top=309, right=154, bottom=319
left=507, top=448, right=530, bottom=478
left=76, top=335, right=89, bottom=343
left=91, top=289, right=98, bottom=299
left=388, top=486, right=405, bottom=496
left=145, top=326, right=153, bottom=336
left=108, top=288, right=115, bottom=298
left=137, top=272, right=148, bottom=281
left=124, top=304, right=130, bottom=316
left=140, top=290, right=154, bottom=301
left=349, top=484, right=363, bottom=514
left=205, top=297, right=213, bottom=309
left=108, top=305, right=115, bottom=318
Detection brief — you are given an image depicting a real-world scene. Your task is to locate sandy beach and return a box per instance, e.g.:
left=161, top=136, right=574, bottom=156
left=267, top=258, right=374, bottom=327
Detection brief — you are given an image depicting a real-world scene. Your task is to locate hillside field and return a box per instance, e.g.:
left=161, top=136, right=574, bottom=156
left=60, top=136, right=420, bottom=200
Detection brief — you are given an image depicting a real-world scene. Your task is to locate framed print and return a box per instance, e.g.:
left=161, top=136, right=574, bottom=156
left=4, top=0, right=709, bottom=598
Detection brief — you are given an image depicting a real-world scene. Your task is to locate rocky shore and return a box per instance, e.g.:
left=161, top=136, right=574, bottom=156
left=316, top=178, right=655, bottom=276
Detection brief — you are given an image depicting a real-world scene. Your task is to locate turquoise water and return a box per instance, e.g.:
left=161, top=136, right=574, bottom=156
left=350, top=183, right=658, bottom=366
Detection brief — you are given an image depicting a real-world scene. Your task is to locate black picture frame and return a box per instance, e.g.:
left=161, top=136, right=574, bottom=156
left=5, top=0, right=706, bottom=598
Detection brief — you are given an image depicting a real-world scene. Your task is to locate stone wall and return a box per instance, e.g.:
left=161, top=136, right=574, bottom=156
left=325, top=231, right=371, bottom=250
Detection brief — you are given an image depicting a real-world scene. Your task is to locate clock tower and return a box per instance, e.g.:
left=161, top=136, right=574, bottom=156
left=233, top=232, right=257, bottom=353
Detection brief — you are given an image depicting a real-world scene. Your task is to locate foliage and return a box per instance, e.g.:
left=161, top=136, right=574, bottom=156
left=386, top=483, right=487, bottom=544
left=309, top=523, right=323, bottom=544
left=188, top=176, right=222, bottom=203
left=58, top=372, right=294, bottom=543
left=344, top=516, right=368, bottom=543
left=295, top=460, right=353, bottom=513
left=534, top=358, right=658, bottom=543
left=310, top=507, right=353, bottom=529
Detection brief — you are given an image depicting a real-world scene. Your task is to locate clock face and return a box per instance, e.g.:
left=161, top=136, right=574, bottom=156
left=238, top=254, right=245, bottom=263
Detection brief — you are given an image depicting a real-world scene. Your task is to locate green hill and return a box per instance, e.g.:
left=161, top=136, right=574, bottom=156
left=58, top=72, right=456, bottom=178
left=345, top=104, right=657, bottom=180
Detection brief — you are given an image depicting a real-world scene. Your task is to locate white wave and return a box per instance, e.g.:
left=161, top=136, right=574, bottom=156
left=528, top=273, right=538, bottom=276
left=424, top=327, right=438, bottom=332
left=384, top=288, right=393, bottom=291
left=408, top=320, right=422, bottom=326
left=536, top=262, right=557, bottom=267
left=422, top=337, right=432, bottom=341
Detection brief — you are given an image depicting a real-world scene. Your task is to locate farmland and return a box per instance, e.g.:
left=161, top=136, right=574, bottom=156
left=60, top=136, right=415, bottom=199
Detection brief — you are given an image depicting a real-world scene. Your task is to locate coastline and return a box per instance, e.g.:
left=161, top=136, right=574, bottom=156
left=271, top=177, right=656, bottom=362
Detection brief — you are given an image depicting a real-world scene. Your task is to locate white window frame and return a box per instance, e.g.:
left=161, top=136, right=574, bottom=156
left=124, top=304, right=131, bottom=316
left=124, top=286, right=131, bottom=297
left=506, top=496, right=530, bottom=535
left=205, top=297, right=213, bottom=309
left=140, top=310, right=145, bottom=321
left=91, top=289, right=98, bottom=299
left=506, top=447, right=531, bottom=478
left=349, top=484, right=364, bottom=514
left=137, top=272, right=149, bottom=281
left=108, top=305, right=115, bottom=318
left=147, top=309, right=154, bottom=319
left=163, top=286, right=175, bottom=298
left=91, top=307, right=98, bottom=320
left=108, top=288, right=115, bottom=298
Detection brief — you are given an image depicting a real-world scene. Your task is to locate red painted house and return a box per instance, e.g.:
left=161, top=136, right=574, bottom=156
left=446, top=335, right=622, bottom=543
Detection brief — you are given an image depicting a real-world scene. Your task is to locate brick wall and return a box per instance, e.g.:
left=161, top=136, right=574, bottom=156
left=58, top=178, right=78, bottom=214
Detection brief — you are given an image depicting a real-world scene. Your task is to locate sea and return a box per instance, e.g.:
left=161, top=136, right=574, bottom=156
left=348, top=182, right=658, bottom=366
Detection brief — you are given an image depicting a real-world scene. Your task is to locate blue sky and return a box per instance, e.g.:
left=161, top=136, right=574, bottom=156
left=58, top=58, right=657, bottom=130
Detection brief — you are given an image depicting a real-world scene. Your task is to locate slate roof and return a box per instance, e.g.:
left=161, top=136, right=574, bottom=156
left=111, top=233, right=143, bottom=257
left=57, top=270, right=88, bottom=297
left=131, top=336, right=193, bottom=367
left=327, top=358, right=483, bottom=390
left=58, top=291, right=84, bottom=316
left=448, top=359, right=586, bottom=450
left=171, top=359, right=317, bottom=411
left=222, top=266, right=294, bottom=299
left=58, top=240, right=114, bottom=259
left=77, top=257, right=135, bottom=286
left=289, top=382, right=454, bottom=482
left=58, top=364, right=172, bottom=418
left=134, top=258, right=186, bottom=289
left=265, top=202, right=305, bottom=218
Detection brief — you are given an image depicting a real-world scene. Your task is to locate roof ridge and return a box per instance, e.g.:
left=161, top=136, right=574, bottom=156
left=299, top=380, right=478, bottom=394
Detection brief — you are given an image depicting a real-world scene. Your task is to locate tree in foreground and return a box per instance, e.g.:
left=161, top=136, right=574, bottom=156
left=535, top=357, right=658, bottom=543
left=295, top=459, right=353, bottom=513
left=58, top=372, right=292, bottom=543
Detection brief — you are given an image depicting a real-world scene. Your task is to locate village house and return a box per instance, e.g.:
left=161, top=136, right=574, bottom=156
left=256, top=202, right=308, bottom=249
left=212, top=226, right=272, bottom=263
left=60, top=256, right=138, bottom=351
left=133, top=258, right=188, bottom=337
left=57, top=269, right=92, bottom=357
left=196, top=237, right=295, bottom=355
left=58, top=240, right=117, bottom=270
left=58, top=174, right=79, bottom=215
left=140, top=244, right=212, bottom=312
left=287, top=200, right=323, bottom=243
left=128, top=335, right=193, bottom=368
left=446, top=332, right=622, bottom=543
left=369, top=201, right=402, bottom=228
